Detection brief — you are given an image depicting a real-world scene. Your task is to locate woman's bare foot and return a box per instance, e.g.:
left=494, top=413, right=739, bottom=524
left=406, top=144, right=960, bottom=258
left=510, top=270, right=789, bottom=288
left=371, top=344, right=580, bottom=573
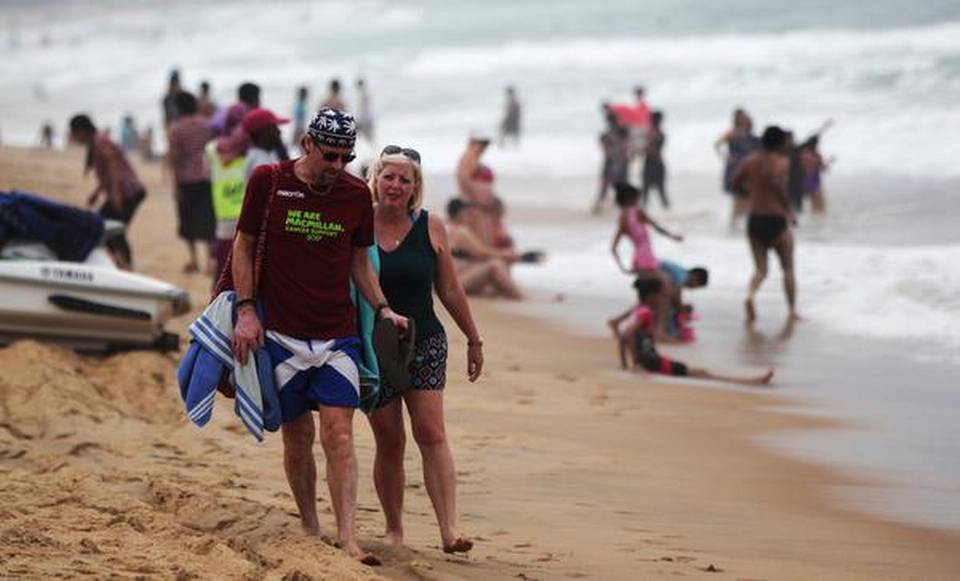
left=744, top=297, right=757, bottom=324
left=383, top=529, right=404, bottom=548
left=442, top=537, right=474, bottom=554
left=788, top=310, right=803, bottom=322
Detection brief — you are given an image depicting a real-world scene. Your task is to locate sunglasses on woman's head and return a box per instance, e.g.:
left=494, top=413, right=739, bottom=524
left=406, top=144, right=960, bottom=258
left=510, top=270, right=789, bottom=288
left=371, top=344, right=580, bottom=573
left=380, top=145, right=421, bottom=164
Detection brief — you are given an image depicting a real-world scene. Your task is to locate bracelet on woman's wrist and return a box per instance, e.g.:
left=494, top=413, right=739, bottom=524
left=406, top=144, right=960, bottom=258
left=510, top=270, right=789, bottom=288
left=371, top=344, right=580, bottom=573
left=374, top=302, right=390, bottom=321
left=235, top=298, right=256, bottom=311
left=468, top=337, right=483, bottom=347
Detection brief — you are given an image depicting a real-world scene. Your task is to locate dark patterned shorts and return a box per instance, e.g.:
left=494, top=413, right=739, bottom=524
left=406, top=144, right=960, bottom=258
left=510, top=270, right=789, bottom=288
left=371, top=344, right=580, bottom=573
left=377, top=332, right=448, bottom=407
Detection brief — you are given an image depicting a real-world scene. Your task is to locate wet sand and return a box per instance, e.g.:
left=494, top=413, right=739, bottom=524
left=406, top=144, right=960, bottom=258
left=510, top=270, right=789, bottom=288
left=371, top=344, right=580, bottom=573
left=2, top=146, right=959, bottom=579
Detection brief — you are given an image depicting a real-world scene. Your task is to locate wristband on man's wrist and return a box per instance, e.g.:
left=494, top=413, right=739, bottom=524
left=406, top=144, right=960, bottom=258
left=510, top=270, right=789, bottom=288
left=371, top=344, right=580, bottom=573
left=235, top=298, right=256, bottom=311
left=374, top=302, right=390, bottom=320
left=468, top=337, right=483, bottom=347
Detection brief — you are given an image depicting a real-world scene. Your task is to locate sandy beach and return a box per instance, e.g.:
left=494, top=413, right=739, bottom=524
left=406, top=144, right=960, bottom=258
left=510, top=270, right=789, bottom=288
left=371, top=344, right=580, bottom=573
left=2, top=145, right=959, bottom=579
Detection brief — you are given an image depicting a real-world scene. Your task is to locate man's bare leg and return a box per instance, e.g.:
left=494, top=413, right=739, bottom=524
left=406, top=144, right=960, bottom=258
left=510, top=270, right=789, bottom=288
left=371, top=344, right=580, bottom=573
left=318, top=405, right=378, bottom=564
left=367, top=399, right=407, bottom=547
left=745, top=237, right=768, bottom=324
left=282, top=412, right=320, bottom=535
left=405, top=390, right=472, bottom=554
left=772, top=230, right=801, bottom=321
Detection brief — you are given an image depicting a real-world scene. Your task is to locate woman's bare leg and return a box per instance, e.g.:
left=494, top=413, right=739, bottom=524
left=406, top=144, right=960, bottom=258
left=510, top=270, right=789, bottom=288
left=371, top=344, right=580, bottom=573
left=404, top=389, right=472, bottom=553
left=367, top=399, right=407, bottom=547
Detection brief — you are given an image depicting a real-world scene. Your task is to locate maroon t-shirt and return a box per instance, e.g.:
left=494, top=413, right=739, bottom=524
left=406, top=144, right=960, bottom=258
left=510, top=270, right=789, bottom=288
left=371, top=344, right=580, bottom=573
left=237, top=161, right=374, bottom=339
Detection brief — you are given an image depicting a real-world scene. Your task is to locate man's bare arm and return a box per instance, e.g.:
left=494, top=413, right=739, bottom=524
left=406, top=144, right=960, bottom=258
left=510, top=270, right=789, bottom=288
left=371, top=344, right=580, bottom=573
left=231, top=231, right=262, bottom=364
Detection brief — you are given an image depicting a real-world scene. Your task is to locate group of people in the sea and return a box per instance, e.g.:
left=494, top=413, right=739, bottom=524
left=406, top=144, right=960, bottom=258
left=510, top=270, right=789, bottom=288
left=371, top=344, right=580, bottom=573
left=596, top=92, right=833, bottom=385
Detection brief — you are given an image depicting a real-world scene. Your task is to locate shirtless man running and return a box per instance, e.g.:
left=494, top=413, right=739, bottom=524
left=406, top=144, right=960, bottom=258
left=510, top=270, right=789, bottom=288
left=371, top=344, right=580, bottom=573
left=733, top=126, right=799, bottom=324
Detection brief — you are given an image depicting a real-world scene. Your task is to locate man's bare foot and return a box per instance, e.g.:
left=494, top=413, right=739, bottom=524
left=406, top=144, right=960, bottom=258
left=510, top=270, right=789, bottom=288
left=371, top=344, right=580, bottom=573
left=344, top=542, right=382, bottom=566
left=788, top=310, right=803, bottom=322
left=300, top=522, right=343, bottom=549
left=383, top=530, right=404, bottom=548
left=442, top=537, right=474, bottom=554
left=744, top=297, right=756, bottom=324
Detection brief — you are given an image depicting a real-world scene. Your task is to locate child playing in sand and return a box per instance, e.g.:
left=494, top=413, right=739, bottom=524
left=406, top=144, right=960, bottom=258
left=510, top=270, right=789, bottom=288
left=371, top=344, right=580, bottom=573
left=608, top=278, right=774, bottom=386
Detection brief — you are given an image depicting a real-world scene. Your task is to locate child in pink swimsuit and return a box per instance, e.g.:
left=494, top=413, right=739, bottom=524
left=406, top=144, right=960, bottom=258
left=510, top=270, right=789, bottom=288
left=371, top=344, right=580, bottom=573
left=611, top=183, right=682, bottom=275
left=610, top=183, right=683, bottom=337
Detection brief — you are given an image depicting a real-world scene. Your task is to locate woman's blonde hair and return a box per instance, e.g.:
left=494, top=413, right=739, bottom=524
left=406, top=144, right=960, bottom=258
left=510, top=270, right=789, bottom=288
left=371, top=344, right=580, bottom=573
left=367, top=154, right=424, bottom=212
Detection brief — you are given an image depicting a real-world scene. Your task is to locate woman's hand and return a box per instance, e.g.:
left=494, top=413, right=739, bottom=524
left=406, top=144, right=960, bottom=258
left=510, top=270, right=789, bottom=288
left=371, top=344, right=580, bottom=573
left=467, top=342, right=483, bottom=382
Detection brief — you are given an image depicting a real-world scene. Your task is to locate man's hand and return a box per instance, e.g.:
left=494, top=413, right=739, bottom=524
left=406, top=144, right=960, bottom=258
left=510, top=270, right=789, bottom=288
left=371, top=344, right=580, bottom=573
left=232, top=307, right=264, bottom=365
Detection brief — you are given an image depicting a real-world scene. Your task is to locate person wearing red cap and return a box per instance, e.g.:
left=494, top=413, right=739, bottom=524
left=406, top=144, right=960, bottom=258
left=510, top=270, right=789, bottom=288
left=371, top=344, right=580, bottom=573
left=243, top=108, right=290, bottom=181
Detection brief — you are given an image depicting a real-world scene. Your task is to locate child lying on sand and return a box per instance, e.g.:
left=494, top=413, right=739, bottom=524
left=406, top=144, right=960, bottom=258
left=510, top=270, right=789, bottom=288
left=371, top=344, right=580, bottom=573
left=608, top=278, right=774, bottom=386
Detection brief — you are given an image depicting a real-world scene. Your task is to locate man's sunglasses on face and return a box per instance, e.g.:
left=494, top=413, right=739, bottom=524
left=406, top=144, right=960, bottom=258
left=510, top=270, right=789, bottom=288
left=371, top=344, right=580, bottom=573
left=312, top=141, right=356, bottom=164
left=321, top=150, right=356, bottom=164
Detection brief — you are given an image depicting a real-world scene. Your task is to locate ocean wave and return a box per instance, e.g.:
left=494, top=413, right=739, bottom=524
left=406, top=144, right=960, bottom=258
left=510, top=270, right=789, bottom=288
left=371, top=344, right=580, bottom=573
left=404, top=22, right=960, bottom=78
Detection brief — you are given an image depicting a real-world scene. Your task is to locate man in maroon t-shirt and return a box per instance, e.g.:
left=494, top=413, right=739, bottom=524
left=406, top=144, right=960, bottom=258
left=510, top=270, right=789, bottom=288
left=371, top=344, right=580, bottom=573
left=231, top=107, right=406, bottom=566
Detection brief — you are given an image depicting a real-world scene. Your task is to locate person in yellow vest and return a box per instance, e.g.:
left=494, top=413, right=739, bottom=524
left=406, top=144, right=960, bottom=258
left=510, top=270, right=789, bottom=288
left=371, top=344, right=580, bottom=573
left=206, top=107, right=289, bottom=285
left=206, top=105, right=249, bottom=285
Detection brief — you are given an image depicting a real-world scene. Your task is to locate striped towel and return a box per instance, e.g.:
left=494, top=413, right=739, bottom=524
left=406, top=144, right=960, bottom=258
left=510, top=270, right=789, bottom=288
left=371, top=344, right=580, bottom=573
left=178, top=291, right=279, bottom=441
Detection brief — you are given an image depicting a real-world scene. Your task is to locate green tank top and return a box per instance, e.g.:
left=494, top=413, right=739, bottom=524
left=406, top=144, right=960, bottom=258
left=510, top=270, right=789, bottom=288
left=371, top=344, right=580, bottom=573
left=378, top=210, right=444, bottom=341
left=206, top=141, right=247, bottom=221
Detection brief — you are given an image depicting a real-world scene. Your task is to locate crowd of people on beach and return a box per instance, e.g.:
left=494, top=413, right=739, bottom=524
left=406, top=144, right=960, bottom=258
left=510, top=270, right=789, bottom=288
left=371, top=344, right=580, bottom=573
left=38, top=69, right=844, bottom=566
left=55, top=69, right=538, bottom=567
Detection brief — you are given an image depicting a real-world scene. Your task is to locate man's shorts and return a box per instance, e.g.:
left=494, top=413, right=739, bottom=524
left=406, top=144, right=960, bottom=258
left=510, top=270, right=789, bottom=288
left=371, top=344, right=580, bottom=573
left=265, top=331, right=361, bottom=422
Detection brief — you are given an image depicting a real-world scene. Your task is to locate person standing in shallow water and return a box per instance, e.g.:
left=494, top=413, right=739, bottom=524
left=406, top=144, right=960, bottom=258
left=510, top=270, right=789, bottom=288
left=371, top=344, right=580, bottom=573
left=715, top=108, right=760, bottom=229
left=367, top=145, right=483, bottom=555
left=498, top=85, right=522, bottom=147
left=641, top=111, right=668, bottom=209
left=733, top=125, right=800, bottom=324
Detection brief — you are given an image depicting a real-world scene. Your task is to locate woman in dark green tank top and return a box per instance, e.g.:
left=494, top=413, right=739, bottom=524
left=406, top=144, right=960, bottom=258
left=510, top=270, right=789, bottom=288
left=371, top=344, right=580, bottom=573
left=366, top=146, right=483, bottom=555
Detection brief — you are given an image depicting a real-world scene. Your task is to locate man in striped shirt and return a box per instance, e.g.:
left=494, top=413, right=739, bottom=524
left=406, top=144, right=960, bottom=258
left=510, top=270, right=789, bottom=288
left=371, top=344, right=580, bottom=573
left=168, top=91, right=215, bottom=274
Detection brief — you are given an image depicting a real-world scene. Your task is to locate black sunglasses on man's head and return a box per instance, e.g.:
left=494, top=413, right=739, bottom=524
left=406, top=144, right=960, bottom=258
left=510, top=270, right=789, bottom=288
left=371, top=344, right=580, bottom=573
left=381, top=145, right=421, bottom=164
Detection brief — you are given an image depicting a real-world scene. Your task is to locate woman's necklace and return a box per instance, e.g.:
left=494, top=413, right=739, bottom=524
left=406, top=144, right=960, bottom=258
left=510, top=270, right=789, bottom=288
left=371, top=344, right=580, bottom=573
left=378, top=212, right=410, bottom=251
